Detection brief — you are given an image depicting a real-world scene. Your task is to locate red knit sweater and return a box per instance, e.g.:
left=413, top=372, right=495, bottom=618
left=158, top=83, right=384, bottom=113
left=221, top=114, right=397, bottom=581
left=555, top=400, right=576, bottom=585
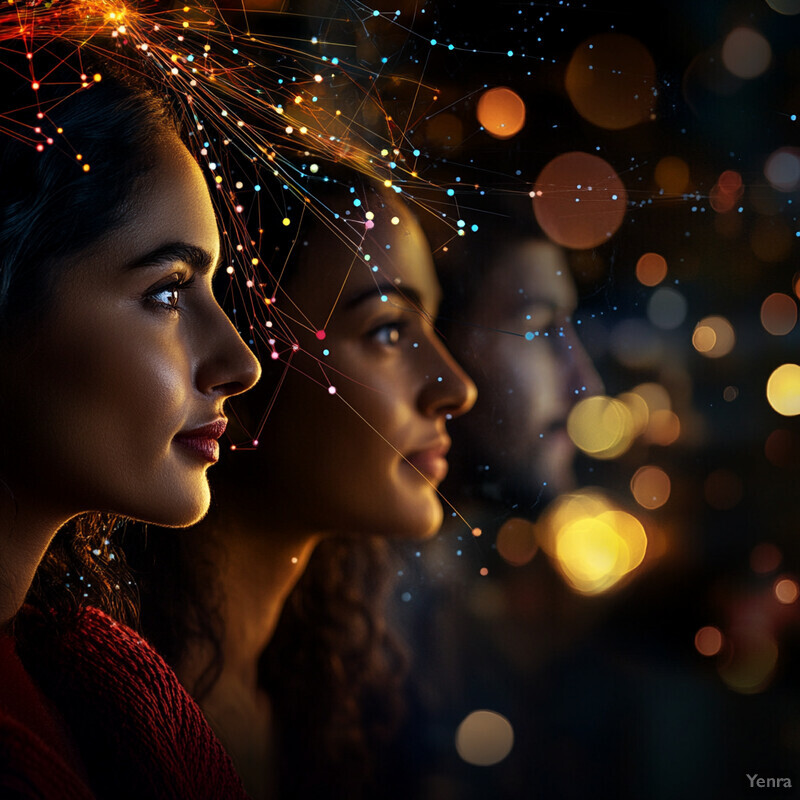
left=1, top=606, right=251, bottom=800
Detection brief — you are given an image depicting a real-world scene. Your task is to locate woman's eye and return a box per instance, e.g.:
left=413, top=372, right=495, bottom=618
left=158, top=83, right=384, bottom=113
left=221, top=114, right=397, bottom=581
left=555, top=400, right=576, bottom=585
left=151, top=286, right=181, bottom=309
left=370, top=322, right=404, bottom=346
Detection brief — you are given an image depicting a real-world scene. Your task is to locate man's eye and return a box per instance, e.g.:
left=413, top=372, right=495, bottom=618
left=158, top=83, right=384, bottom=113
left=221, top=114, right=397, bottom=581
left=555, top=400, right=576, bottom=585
left=370, top=322, right=404, bottom=346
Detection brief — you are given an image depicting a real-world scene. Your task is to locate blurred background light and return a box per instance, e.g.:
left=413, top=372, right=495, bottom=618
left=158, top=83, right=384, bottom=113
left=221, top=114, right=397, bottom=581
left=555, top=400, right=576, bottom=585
left=565, top=33, right=656, bottom=130
left=775, top=577, right=799, bottom=604
left=636, top=251, right=668, bottom=286
left=704, top=468, right=743, bottom=510
left=765, top=0, right=800, bottom=13
left=721, top=27, right=772, bottom=79
left=718, top=631, right=779, bottom=694
left=455, top=710, right=514, bottom=766
left=630, top=465, right=671, bottom=510
left=496, top=517, right=539, bottom=566
left=764, top=147, right=800, bottom=192
left=648, top=287, right=688, bottom=329
left=695, top=626, right=724, bottom=657
left=566, top=395, right=635, bottom=459
left=532, top=152, right=628, bottom=249
left=750, top=542, right=783, bottom=574
left=476, top=86, right=526, bottom=140
left=692, top=315, right=736, bottom=357
left=767, top=363, right=800, bottom=416
left=654, top=156, right=690, bottom=195
left=760, top=293, right=797, bottom=335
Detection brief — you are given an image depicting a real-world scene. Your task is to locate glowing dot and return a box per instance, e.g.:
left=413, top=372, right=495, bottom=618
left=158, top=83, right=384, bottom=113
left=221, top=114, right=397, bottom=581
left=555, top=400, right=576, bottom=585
left=93, top=73, right=102, bottom=82
left=282, top=218, right=291, bottom=226
left=226, top=266, right=234, bottom=275
left=328, top=386, right=337, bottom=395
left=472, top=527, right=482, bottom=537
left=455, top=711, right=514, bottom=766
left=291, top=556, right=298, bottom=564
left=315, top=330, right=326, bottom=340
left=695, top=626, right=723, bottom=656
left=391, top=216, right=400, bottom=225
left=767, top=363, right=800, bottom=415
left=82, top=164, right=90, bottom=172
left=479, top=567, right=489, bottom=576
left=31, top=82, right=39, bottom=90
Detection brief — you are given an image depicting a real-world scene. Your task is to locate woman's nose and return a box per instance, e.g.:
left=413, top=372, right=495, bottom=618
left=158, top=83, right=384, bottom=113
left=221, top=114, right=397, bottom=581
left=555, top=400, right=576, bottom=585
left=196, top=304, right=262, bottom=399
left=417, top=336, right=478, bottom=420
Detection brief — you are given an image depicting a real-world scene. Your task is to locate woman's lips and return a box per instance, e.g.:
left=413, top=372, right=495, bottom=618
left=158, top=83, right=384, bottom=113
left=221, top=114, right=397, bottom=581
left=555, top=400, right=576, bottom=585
left=404, top=442, right=450, bottom=483
left=174, top=419, right=227, bottom=464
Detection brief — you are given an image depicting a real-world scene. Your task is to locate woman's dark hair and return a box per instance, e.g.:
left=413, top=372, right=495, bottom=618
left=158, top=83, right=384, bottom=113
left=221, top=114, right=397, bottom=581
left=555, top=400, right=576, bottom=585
left=124, top=170, right=411, bottom=797
left=0, top=45, right=183, bottom=627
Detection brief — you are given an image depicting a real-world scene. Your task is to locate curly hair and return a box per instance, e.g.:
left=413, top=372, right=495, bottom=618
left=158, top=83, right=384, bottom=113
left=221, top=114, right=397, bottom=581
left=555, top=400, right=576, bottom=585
left=261, top=536, right=408, bottom=799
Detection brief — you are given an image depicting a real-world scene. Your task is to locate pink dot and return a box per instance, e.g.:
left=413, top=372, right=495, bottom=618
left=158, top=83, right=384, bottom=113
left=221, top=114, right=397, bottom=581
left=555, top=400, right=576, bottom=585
left=253, top=439, right=259, bottom=446
left=365, top=220, right=375, bottom=229
left=270, top=352, right=279, bottom=360
left=315, top=329, right=326, bottom=340
left=328, top=386, right=337, bottom=395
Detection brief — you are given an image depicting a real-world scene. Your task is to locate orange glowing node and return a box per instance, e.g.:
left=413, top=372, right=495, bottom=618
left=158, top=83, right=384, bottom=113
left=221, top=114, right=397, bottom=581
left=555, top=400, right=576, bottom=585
left=775, top=577, right=799, bottom=604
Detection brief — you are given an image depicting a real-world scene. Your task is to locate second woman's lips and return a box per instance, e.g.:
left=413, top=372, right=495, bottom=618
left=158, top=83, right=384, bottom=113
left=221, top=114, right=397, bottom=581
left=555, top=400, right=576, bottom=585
left=174, top=418, right=227, bottom=464
left=405, top=441, right=450, bottom=483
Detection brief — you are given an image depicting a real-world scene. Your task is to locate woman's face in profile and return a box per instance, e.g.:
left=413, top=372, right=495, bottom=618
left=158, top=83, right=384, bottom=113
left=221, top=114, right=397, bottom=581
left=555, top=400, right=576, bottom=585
left=0, top=134, right=260, bottom=528
left=255, top=196, right=476, bottom=540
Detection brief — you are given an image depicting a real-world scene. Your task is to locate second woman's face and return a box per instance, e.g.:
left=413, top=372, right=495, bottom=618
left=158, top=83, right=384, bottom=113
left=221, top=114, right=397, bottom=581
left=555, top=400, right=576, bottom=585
left=0, top=134, right=261, bottom=528
left=254, top=198, right=476, bottom=540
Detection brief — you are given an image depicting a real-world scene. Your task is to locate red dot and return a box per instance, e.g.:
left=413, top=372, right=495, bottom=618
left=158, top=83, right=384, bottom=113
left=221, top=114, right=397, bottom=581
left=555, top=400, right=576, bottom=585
left=315, top=329, right=326, bottom=340
left=479, top=567, right=489, bottom=576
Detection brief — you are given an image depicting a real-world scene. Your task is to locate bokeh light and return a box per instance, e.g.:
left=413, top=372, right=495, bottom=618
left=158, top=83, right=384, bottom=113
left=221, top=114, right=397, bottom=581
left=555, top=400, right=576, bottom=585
left=496, top=517, right=539, bottom=566
left=692, top=315, right=736, bottom=358
left=764, top=147, right=800, bottom=192
left=721, top=27, right=772, bottom=79
left=618, top=391, right=650, bottom=436
left=566, top=395, right=635, bottom=459
left=695, top=626, right=724, bottom=657
left=630, top=466, right=671, bottom=510
left=775, top=577, right=799, bottom=604
left=636, top=252, right=668, bottom=286
left=455, top=711, right=514, bottom=766
left=766, top=0, right=800, bottom=13
left=761, top=293, right=797, bottom=335
left=767, top=364, right=800, bottom=416
left=751, top=542, right=783, bottom=574
left=750, top=217, right=793, bottom=263
left=565, top=33, right=656, bottom=130
left=537, top=490, right=648, bottom=595
left=654, top=156, right=690, bottom=195
left=718, top=631, right=779, bottom=694
left=476, top=87, right=526, bottom=140
left=532, top=152, right=628, bottom=249
left=644, top=409, right=681, bottom=446
left=764, top=429, right=796, bottom=467
left=648, top=287, right=688, bottom=330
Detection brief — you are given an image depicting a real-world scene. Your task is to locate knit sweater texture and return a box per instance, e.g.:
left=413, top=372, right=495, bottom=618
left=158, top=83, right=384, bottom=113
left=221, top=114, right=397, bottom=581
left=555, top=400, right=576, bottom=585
left=1, top=605, right=250, bottom=800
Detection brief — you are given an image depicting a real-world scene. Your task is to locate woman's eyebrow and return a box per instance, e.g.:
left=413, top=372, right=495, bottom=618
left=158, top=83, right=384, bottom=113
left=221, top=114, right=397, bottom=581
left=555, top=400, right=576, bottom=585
left=344, top=282, right=424, bottom=311
left=123, top=242, right=220, bottom=274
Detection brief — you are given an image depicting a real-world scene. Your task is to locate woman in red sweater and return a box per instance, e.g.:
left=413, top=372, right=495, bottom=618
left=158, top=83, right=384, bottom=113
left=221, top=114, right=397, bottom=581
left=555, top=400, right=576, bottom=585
left=0, top=43, right=261, bottom=800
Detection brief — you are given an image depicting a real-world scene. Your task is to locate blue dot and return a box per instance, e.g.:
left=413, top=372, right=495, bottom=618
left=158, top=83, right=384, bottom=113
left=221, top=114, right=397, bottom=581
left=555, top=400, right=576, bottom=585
left=373, top=8, right=380, bottom=15
left=322, top=349, right=329, bottom=356
left=471, top=224, right=479, bottom=232
left=254, top=184, right=261, bottom=191
left=413, top=149, right=420, bottom=156
left=401, top=592, right=412, bottom=602
left=447, top=188, right=455, bottom=196
left=353, top=198, right=361, bottom=207
left=380, top=294, right=388, bottom=302
left=507, top=50, right=514, bottom=57
left=525, top=331, right=534, bottom=341
left=430, top=38, right=437, bottom=45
